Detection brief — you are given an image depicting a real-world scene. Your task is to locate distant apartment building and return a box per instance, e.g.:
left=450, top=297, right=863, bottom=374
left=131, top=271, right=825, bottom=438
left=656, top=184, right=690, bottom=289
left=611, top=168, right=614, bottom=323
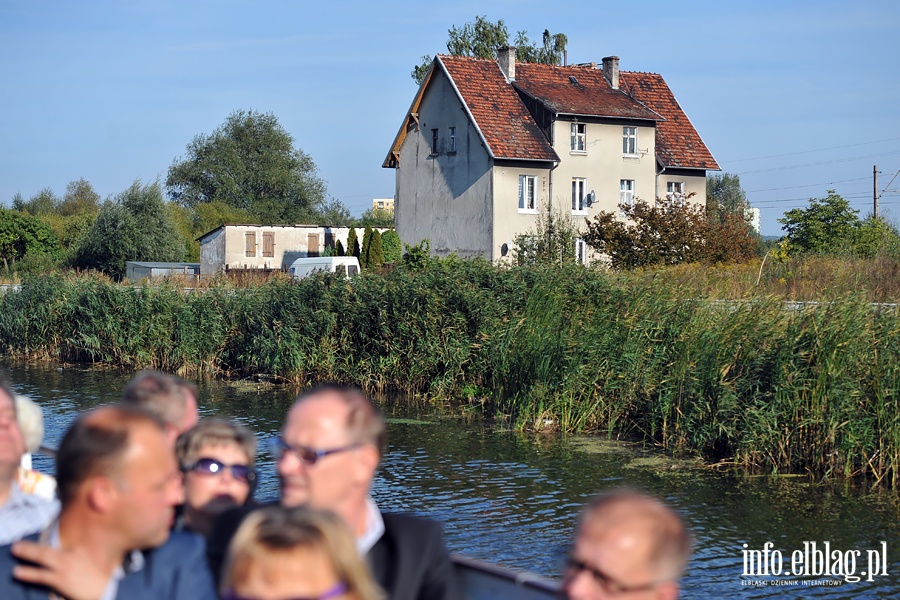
left=372, top=198, right=395, bottom=215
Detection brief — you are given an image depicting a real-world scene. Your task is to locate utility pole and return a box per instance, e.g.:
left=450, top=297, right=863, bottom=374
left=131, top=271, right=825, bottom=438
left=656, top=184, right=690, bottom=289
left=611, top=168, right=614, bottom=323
left=874, top=165, right=879, bottom=218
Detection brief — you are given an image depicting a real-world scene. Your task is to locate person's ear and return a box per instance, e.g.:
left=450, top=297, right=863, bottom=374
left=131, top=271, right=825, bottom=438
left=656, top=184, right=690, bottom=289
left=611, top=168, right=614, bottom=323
left=356, top=444, right=380, bottom=480
left=85, top=477, right=119, bottom=513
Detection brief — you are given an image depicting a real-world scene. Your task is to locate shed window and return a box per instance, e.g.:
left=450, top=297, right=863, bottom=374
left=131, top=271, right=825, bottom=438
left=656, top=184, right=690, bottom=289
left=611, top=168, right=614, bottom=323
left=245, top=232, right=256, bottom=257
left=262, top=232, right=275, bottom=257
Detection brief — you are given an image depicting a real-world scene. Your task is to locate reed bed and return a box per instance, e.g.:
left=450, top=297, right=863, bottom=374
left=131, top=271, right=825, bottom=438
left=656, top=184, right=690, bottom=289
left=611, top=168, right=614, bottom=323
left=1, top=263, right=899, bottom=486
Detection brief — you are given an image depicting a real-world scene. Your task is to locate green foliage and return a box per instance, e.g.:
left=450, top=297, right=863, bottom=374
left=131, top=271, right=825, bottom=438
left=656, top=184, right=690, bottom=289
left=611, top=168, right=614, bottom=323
left=854, top=216, right=900, bottom=258
left=166, top=109, right=328, bottom=224
left=0, top=209, right=64, bottom=272
left=778, top=191, right=860, bottom=254
left=361, top=226, right=373, bottom=269
left=191, top=201, right=253, bottom=235
left=412, top=16, right=567, bottom=84
left=335, top=240, right=346, bottom=257
left=72, top=180, right=186, bottom=279
left=346, top=227, right=360, bottom=260
left=14, top=188, right=61, bottom=215
left=381, top=230, right=401, bottom=263
left=4, top=266, right=900, bottom=486
left=368, top=230, right=384, bottom=268
left=317, top=197, right=353, bottom=226
left=355, top=207, right=394, bottom=228
left=513, top=201, right=582, bottom=266
left=60, top=179, right=101, bottom=217
left=706, top=172, right=749, bottom=225
left=513, top=29, right=567, bottom=65
left=583, top=196, right=757, bottom=269
left=402, top=239, right=431, bottom=269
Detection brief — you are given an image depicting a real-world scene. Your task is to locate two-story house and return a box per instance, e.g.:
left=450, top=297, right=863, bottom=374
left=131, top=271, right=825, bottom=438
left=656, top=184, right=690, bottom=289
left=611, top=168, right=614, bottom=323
left=383, top=49, right=719, bottom=262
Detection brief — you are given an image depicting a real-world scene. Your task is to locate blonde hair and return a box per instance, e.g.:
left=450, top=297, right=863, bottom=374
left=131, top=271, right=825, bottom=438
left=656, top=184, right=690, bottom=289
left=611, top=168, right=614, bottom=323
left=223, top=506, right=383, bottom=600
left=176, top=419, right=257, bottom=469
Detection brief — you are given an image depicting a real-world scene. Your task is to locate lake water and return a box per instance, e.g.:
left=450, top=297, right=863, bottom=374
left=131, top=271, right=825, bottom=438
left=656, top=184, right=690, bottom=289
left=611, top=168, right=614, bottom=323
left=6, top=363, right=900, bottom=598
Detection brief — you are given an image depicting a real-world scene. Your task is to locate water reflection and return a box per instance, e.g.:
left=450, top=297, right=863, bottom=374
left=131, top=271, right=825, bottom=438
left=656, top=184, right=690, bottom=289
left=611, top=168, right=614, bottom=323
left=5, top=363, right=900, bottom=598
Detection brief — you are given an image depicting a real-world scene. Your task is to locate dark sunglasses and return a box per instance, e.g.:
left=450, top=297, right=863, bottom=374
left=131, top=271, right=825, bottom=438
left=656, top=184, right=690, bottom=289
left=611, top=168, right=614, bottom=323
left=564, top=555, right=658, bottom=596
left=182, top=457, right=256, bottom=484
left=222, top=582, right=346, bottom=600
left=268, top=437, right=362, bottom=466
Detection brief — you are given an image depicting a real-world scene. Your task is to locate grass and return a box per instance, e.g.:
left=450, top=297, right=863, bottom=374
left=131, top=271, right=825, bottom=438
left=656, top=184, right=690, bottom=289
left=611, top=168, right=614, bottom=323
left=2, top=257, right=900, bottom=486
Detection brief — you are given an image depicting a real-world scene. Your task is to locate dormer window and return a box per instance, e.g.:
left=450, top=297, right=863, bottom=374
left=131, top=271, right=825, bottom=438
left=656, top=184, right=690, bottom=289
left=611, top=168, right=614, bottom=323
left=571, top=123, right=586, bottom=152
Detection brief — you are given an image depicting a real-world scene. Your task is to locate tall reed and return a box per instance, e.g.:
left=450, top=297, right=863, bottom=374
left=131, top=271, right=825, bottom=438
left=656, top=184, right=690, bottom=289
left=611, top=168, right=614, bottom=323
left=1, top=263, right=899, bottom=486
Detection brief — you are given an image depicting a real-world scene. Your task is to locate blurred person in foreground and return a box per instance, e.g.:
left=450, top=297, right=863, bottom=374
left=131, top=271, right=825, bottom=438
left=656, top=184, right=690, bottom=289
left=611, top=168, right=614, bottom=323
left=0, top=377, right=58, bottom=545
left=176, top=419, right=258, bottom=540
left=210, top=383, right=460, bottom=600
left=122, top=369, right=199, bottom=443
left=14, top=394, right=57, bottom=501
left=564, top=490, right=691, bottom=600
left=1, top=405, right=216, bottom=599
left=222, top=504, right=383, bottom=600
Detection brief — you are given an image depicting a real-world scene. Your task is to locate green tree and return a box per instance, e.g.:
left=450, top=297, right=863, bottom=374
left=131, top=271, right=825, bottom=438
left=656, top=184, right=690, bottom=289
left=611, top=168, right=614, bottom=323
left=0, top=209, right=64, bottom=272
left=166, top=110, right=327, bottom=224
left=335, top=240, right=346, bottom=257
left=60, top=179, right=101, bottom=217
left=706, top=173, right=750, bottom=225
left=346, top=227, right=360, bottom=260
left=412, top=16, right=567, bottom=84
left=368, top=230, right=384, bottom=268
left=583, top=196, right=756, bottom=270
left=778, top=191, right=860, bottom=254
left=381, top=230, right=402, bottom=263
left=513, top=200, right=583, bottom=266
left=317, top=197, right=354, bottom=226
left=14, top=188, right=61, bottom=216
left=853, top=216, right=900, bottom=257
left=73, top=180, right=186, bottom=279
left=355, top=207, right=394, bottom=228
left=361, top=226, right=373, bottom=268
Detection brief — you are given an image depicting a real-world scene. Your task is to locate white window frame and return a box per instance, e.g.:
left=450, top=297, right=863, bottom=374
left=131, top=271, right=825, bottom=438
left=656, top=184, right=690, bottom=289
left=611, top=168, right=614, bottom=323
left=666, top=181, right=685, bottom=205
left=620, top=180, right=635, bottom=210
left=572, top=178, right=588, bottom=214
left=518, top=175, right=537, bottom=213
left=570, top=122, right=586, bottom=153
left=448, top=127, right=457, bottom=153
left=575, top=238, right=587, bottom=265
left=622, top=126, right=637, bottom=155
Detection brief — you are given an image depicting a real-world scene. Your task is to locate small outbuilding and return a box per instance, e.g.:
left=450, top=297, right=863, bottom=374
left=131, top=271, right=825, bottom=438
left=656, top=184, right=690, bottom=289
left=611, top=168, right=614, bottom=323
left=125, top=261, right=201, bottom=281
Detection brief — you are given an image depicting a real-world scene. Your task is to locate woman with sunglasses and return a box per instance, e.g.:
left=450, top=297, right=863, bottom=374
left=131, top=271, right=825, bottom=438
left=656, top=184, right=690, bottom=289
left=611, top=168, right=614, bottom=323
left=222, top=505, right=383, bottom=600
left=175, top=419, right=258, bottom=540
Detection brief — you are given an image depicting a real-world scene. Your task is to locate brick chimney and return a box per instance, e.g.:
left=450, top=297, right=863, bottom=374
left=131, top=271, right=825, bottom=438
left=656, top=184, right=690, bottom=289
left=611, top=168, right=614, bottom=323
left=498, top=46, right=516, bottom=81
left=602, top=55, right=619, bottom=89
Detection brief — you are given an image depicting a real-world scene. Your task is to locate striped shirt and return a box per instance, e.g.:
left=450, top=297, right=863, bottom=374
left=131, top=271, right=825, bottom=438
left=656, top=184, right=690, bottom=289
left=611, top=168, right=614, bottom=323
left=0, top=482, right=59, bottom=545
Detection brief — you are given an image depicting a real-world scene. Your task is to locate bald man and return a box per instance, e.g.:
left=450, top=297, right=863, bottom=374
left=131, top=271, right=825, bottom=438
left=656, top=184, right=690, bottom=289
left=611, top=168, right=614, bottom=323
left=564, top=490, right=691, bottom=600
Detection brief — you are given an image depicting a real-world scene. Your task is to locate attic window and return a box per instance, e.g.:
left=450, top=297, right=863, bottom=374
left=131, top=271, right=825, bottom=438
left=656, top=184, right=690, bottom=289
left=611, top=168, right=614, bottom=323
left=569, top=76, right=579, bottom=85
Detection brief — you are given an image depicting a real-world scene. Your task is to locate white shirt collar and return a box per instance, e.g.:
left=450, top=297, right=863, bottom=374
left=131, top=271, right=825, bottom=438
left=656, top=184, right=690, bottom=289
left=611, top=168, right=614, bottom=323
left=356, top=497, right=385, bottom=555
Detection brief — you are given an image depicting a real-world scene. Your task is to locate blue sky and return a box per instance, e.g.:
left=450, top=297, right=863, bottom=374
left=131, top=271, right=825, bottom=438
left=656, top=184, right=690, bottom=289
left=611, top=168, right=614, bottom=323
left=1, top=1, right=898, bottom=236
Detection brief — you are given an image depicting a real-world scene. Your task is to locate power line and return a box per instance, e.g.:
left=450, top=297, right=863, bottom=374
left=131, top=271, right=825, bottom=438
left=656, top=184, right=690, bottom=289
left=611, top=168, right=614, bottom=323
left=746, top=176, right=872, bottom=193
left=723, top=137, right=900, bottom=163
left=737, top=150, right=900, bottom=175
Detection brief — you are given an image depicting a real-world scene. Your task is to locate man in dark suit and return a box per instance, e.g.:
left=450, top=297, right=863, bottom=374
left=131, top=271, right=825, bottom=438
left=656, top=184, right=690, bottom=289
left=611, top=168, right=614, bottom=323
left=0, top=405, right=216, bottom=599
left=210, top=384, right=460, bottom=600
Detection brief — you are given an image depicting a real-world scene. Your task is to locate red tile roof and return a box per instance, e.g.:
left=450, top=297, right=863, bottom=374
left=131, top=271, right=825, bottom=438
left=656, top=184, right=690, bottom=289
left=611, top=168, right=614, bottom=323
left=514, top=63, right=663, bottom=121
left=438, top=55, right=558, bottom=162
left=619, top=71, right=719, bottom=170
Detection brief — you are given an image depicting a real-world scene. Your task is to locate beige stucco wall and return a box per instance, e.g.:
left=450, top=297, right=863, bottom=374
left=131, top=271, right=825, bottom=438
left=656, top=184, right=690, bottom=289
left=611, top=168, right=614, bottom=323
left=550, top=119, right=658, bottom=215
left=394, top=69, right=494, bottom=258
left=657, top=172, right=708, bottom=208
left=490, top=165, right=553, bottom=261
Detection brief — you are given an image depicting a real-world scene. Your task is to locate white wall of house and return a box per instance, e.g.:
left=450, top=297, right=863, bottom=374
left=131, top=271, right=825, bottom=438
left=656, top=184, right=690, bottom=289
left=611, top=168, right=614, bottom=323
left=491, top=165, right=553, bottom=261
left=657, top=171, right=708, bottom=209
left=199, top=225, right=372, bottom=275
left=395, top=70, right=495, bottom=258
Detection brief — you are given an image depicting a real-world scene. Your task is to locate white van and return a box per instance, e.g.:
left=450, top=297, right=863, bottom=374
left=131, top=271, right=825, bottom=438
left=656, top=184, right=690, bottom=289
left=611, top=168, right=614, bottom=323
left=288, top=256, right=360, bottom=279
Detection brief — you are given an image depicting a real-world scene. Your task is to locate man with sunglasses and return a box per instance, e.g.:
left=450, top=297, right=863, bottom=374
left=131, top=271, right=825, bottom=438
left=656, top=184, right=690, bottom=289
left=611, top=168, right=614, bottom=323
left=210, top=383, right=460, bottom=600
left=564, top=490, right=691, bottom=600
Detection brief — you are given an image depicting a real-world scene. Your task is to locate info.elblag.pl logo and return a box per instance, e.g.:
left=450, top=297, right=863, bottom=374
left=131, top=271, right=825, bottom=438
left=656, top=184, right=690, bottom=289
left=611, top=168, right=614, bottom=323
left=741, top=541, right=889, bottom=586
